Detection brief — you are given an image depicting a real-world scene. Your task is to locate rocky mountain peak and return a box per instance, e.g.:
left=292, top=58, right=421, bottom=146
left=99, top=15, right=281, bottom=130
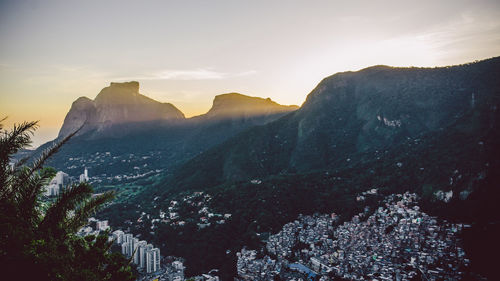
left=204, top=93, right=298, bottom=119
left=94, top=81, right=141, bottom=105
left=110, top=81, right=139, bottom=91
left=58, top=81, right=184, bottom=138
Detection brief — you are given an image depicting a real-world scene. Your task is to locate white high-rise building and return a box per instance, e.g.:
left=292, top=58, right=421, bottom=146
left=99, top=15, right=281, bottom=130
left=134, top=241, right=147, bottom=265
left=153, top=248, right=160, bottom=271
left=79, top=167, right=89, bottom=183
left=96, top=220, right=109, bottom=231
left=44, top=183, right=59, bottom=196
left=54, top=171, right=69, bottom=188
left=124, top=233, right=133, bottom=244
left=128, top=237, right=139, bottom=259
left=146, top=247, right=160, bottom=273
left=121, top=234, right=134, bottom=256
left=132, top=239, right=140, bottom=264
left=44, top=171, right=69, bottom=196
left=112, top=230, right=124, bottom=244
left=172, top=261, right=184, bottom=270
left=140, top=244, right=153, bottom=268
left=114, top=231, right=160, bottom=273
left=121, top=243, right=128, bottom=256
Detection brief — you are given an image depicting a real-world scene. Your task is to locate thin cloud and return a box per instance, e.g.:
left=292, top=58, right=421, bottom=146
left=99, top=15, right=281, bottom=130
left=115, top=69, right=257, bottom=81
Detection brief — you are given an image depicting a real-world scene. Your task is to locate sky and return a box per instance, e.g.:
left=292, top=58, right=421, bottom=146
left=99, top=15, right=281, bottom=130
left=1, top=0, right=500, bottom=147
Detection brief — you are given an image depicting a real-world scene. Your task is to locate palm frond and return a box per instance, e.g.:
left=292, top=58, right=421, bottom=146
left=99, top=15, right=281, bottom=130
left=39, top=182, right=93, bottom=235
left=103, top=235, right=115, bottom=253
left=17, top=168, right=58, bottom=226
left=26, top=128, right=79, bottom=180
left=0, top=121, right=38, bottom=161
left=66, top=191, right=115, bottom=233
left=13, top=155, right=30, bottom=170
left=0, top=121, right=38, bottom=188
left=9, top=127, right=80, bottom=199
left=0, top=116, right=7, bottom=130
left=0, top=166, right=29, bottom=201
left=17, top=173, right=46, bottom=226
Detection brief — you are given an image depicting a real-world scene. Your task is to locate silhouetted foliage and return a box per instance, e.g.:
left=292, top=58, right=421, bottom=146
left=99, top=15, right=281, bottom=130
left=0, top=120, right=135, bottom=281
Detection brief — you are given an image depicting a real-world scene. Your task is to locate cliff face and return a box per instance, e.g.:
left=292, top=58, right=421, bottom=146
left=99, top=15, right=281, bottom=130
left=58, top=97, right=97, bottom=138
left=93, top=81, right=184, bottom=124
left=58, top=81, right=185, bottom=138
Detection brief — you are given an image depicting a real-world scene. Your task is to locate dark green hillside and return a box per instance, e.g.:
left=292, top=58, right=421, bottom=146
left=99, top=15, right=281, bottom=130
left=164, top=57, right=500, bottom=193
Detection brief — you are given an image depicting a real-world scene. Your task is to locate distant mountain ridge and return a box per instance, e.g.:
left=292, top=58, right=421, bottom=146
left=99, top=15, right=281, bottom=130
left=164, top=57, right=500, bottom=191
left=35, top=82, right=298, bottom=181
left=58, top=81, right=297, bottom=139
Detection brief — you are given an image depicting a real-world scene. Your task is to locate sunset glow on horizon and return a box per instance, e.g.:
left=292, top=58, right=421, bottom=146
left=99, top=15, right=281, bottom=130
left=1, top=0, right=500, bottom=147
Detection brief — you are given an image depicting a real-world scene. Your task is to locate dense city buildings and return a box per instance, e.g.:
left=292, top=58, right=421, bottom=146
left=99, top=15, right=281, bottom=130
left=43, top=168, right=89, bottom=196
left=63, top=152, right=164, bottom=186
left=236, top=192, right=469, bottom=281
left=76, top=217, right=181, bottom=279
left=112, top=230, right=161, bottom=274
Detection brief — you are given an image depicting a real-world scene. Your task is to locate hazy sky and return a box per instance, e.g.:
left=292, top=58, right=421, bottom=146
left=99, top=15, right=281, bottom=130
left=1, top=0, right=500, bottom=147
